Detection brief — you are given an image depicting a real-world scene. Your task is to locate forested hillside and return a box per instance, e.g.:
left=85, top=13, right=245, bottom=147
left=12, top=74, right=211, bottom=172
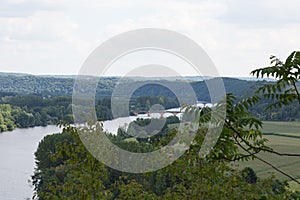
left=0, top=72, right=263, bottom=98
left=0, top=73, right=116, bottom=97
left=0, top=73, right=299, bottom=133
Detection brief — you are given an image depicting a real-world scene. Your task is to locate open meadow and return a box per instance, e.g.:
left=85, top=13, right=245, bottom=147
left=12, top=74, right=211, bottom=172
left=235, top=121, right=300, bottom=190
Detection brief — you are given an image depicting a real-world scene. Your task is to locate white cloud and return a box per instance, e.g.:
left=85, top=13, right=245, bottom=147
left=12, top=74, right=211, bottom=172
left=0, top=0, right=299, bottom=76
left=0, top=0, right=62, bottom=17
left=221, top=0, right=300, bottom=26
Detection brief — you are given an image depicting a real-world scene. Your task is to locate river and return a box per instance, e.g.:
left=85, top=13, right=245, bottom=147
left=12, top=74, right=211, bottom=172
left=0, top=112, right=182, bottom=199
left=0, top=126, right=62, bottom=200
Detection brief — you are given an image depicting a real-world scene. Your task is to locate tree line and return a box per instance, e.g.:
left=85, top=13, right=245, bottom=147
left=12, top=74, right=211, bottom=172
left=0, top=95, right=181, bottom=132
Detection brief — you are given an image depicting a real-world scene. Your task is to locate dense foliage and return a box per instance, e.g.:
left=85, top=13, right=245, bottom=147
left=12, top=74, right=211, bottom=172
left=0, top=104, right=15, bottom=132
left=0, top=95, right=115, bottom=132
left=32, top=120, right=299, bottom=199
left=0, top=95, right=69, bottom=131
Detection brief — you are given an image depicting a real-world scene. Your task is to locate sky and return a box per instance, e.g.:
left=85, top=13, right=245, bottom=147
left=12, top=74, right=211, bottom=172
left=0, top=0, right=299, bottom=77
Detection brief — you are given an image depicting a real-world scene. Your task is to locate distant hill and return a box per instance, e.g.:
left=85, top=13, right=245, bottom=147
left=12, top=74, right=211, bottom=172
left=0, top=73, right=117, bottom=97
left=0, top=72, right=270, bottom=100
left=236, top=76, right=276, bottom=82
left=0, top=72, right=30, bottom=77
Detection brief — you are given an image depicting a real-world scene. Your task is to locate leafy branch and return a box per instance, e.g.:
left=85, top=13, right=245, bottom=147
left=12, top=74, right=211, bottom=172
left=251, top=51, right=300, bottom=108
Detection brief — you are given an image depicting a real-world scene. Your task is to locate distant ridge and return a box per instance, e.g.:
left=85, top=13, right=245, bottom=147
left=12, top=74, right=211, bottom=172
left=0, top=71, right=269, bottom=102
left=0, top=72, right=31, bottom=77
left=0, top=72, right=276, bottom=82
left=236, top=76, right=276, bottom=82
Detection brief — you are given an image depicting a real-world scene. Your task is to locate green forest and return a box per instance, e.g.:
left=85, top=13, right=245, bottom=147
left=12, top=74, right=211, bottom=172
left=32, top=118, right=299, bottom=199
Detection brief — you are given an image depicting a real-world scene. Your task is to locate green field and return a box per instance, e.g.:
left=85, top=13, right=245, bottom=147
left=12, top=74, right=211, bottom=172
left=169, top=121, right=300, bottom=187
left=237, top=121, right=300, bottom=189
left=262, top=121, right=300, bottom=137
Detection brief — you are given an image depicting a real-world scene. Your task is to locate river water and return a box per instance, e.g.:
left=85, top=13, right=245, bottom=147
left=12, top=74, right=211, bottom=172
left=0, top=112, right=182, bottom=199
left=0, top=126, right=62, bottom=200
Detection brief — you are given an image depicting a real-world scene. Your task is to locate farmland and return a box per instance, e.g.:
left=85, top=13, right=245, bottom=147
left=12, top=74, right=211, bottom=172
left=237, top=121, right=300, bottom=188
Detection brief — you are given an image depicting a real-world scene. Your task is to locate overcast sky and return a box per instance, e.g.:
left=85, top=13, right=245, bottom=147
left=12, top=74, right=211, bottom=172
left=0, top=0, right=299, bottom=77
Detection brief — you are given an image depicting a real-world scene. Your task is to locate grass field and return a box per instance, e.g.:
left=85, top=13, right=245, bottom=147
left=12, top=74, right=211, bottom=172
left=262, top=121, right=300, bottom=137
left=169, top=121, right=300, bottom=188
left=237, top=121, right=300, bottom=190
